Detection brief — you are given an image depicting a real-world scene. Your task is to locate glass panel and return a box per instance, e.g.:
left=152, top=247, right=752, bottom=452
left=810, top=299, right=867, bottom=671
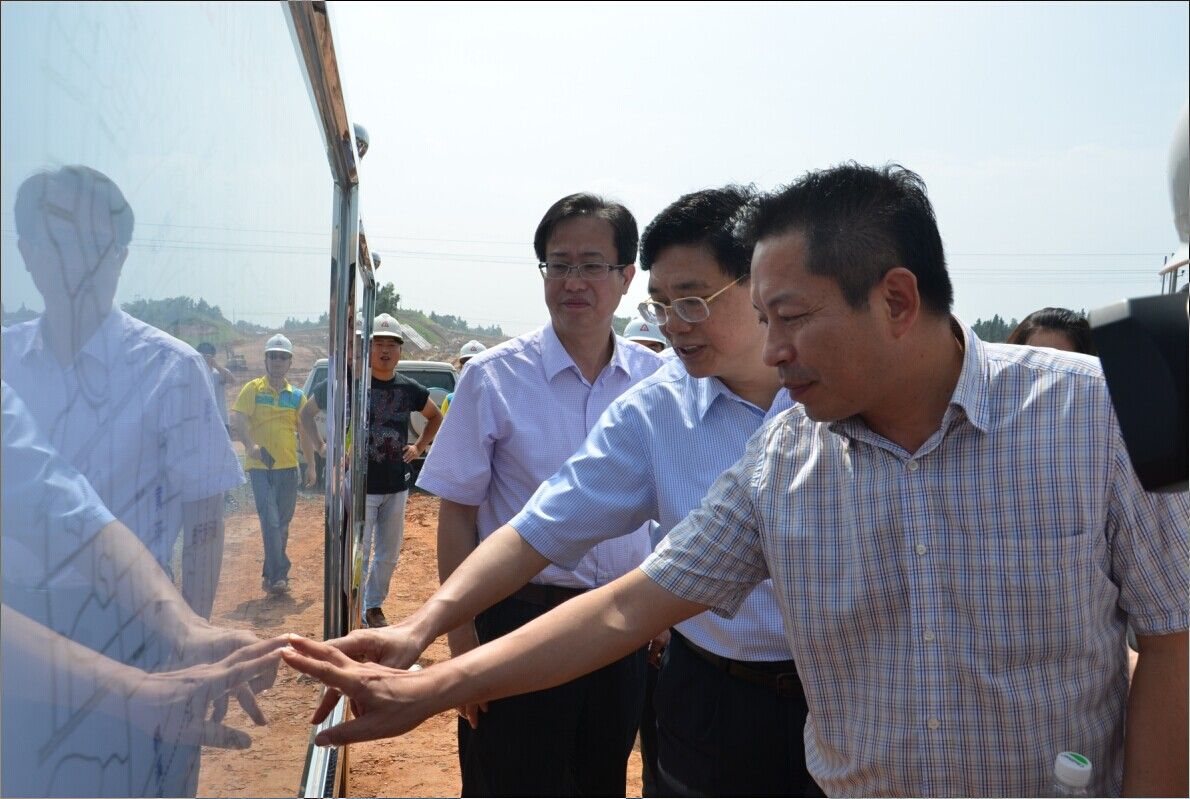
left=1, top=3, right=334, bottom=796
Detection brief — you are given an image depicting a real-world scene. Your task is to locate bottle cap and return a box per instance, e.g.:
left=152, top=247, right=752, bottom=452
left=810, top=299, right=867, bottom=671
left=1054, top=751, right=1092, bottom=789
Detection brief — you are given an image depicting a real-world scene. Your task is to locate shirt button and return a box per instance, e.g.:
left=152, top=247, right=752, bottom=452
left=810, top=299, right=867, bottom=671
left=915, top=543, right=928, bottom=556
left=927, top=718, right=941, bottom=731
left=906, top=459, right=920, bottom=472
left=923, top=629, right=936, bottom=642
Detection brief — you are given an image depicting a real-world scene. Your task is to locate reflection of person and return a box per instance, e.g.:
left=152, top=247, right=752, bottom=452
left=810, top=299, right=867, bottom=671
left=1006, top=306, right=1098, bottom=354
left=285, top=165, right=1189, bottom=798
left=231, top=333, right=316, bottom=595
left=320, top=187, right=818, bottom=798
left=197, top=341, right=234, bottom=428
left=1, top=380, right=282, bottom=797
left=414, top=193, right=662, bottom=796
left=2, top=165, right=243, bottom=621
left=360, top=313, right=443, bottom=629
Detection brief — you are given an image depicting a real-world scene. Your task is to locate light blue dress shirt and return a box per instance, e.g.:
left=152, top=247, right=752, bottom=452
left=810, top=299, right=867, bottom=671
left=512, top=357, right=794, bottom=661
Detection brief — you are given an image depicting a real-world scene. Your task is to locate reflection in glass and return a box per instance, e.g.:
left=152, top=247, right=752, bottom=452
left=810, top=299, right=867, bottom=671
left=2, top=3, right=337, bottom=796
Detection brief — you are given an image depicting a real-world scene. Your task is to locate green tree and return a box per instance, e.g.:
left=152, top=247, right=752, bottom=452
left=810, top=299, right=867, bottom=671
left=376, top=282, right=401, bottom=316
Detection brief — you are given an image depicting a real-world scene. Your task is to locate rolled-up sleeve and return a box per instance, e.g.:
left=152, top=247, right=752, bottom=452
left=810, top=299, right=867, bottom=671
left=416, top=365, right=499, bottom=505
left=511, top=398, right=657, bottom=570
left=1107, top=426, right=1190, bottom=636
left=2, top=382, right=115, bottom=581
left=641, top=426, right=771, bottom=619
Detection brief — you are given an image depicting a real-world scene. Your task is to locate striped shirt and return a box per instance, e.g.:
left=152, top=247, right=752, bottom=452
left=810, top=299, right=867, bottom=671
left=642, top=320, right=1189, bottom=797
left=418, top=323, right=662, bottom=588
left=512, top=357, right=793, bottom=660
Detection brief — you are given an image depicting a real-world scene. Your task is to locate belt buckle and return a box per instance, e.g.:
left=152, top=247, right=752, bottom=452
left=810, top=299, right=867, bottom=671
left=775, top=672, right=800, bottom=698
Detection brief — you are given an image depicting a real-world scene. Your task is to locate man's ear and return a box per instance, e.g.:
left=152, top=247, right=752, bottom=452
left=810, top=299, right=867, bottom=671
left=877, top=267, right=920, bottom=339
left=620, top=264, right=636, bottom=295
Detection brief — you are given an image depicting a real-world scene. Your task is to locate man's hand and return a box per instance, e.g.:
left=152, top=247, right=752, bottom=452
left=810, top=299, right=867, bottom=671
left=402, top=444, right=420, bottom=464
left=175, top=623, right=281, bottom=693
left=447, top=624, right=488, bottom=728
left=325, top=624, right=426, bottom=670
left=646, top=629, right=671, bottom=669
left=305, top=462, right=318, bottom=488
left=281, top=635, right=437, bottom=745
left=129, top=636, right=287, bottom=749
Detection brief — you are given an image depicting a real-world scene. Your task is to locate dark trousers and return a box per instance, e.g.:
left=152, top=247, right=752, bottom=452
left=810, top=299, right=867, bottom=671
left=248, top=467, right=297, bottom=583
left=653, top=632, right=822, bottom=797
left=640, top=663, right=660, bottom=796
left=459, top=592, right=647, bottom=797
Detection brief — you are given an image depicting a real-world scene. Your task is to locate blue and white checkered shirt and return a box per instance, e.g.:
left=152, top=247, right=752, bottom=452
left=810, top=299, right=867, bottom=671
left=642, top=321, right=1189, bottom=797
left=417, top=323, right=661, bottom=588
left=512, top=357, right=794, bottom=661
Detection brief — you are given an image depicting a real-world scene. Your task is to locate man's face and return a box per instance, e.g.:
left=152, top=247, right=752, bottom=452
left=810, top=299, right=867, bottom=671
left=18, top=211, right=125, bottom=312
left=647, top=244, right=762, bottom=382
left=370, top=336, right=401, bottom=371
left=542, top=216, right=634, bottom=339
left=752, top=231, right=886, bottom=422
left=266, top=351, right=292, bottom=381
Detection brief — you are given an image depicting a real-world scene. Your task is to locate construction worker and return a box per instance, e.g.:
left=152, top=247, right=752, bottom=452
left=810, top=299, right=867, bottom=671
left=359, top=313, right=443, bottom=628
left=231, top=333, right=315, bottom=595
left=441, top=340, right=487, bottom=417
left=622, top=316, right=668, bottom=353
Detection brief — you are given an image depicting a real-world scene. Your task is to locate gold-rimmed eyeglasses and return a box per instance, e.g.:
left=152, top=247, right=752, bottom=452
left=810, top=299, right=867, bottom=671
left=638, top=275, right=746, bottom=325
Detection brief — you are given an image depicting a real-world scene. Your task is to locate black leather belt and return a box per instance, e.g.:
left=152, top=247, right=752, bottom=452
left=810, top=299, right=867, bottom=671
left=675, top=631, right=803, bottom=699
left=512, top=582, right=588, bottom=608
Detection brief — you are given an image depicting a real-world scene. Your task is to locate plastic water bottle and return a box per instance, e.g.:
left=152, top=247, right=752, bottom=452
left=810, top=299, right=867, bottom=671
left=1051, top=751, right=1092, bottom=797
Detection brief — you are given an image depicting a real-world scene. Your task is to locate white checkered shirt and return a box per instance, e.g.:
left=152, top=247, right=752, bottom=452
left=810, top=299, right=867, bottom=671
left=642, top=321, right=1189, bottom=797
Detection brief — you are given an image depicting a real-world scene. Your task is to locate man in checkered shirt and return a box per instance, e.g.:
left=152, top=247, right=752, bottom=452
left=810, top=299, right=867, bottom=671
left=284, top=164, right=1188, bottom=797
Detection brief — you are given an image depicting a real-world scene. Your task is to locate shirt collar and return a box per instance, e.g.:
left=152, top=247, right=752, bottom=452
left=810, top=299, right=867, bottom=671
left=688, top=370, right=782, bottom=422
left=540, top=323, right=627, bottom=382
left=259, top=375, right=295, bottom=394
left=20, top=307, right=121, bottom=365
left=948, top=316, right=991, bottom=434
left=827, top=316, right=990, bottom=440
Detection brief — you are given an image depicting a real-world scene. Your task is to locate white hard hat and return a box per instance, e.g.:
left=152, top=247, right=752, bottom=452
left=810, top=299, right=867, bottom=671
left=372, top=313, right=405, bottom=342
left=264, top=333, right=293, bottom=354
left=622, top=317, right=667, bottom=347
left=458, top=339, right=486, bottom=360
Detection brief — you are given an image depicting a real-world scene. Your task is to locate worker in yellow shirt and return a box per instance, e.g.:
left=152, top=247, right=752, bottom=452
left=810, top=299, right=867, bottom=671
left=231, top=334, right=316, bottom=596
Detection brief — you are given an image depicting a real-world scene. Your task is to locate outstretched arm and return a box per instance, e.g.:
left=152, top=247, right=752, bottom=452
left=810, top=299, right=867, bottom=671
left=282, top=568, right=707, bottom=745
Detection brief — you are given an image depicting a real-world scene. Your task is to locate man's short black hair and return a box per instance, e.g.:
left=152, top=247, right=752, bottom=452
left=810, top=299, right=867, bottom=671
left=737, top=163, right=953, bottom=316
left=533, top=193, right=638, bottom=266
left=14, top=165, right=134, bottom=248
left=197, top=341, right=217, bottom=356
left=639, top=185, right=758, bottom=281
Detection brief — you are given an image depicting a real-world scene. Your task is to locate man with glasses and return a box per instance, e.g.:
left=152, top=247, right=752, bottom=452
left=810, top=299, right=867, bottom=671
left=414, top=193, right=661, bottom=796
left=302, top=186, right=818, bottom=797
left=231, top=333, right=316, bottom=596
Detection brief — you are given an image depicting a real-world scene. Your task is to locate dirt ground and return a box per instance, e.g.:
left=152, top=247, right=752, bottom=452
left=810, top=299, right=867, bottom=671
left=197, top=488, right=644, bottom=798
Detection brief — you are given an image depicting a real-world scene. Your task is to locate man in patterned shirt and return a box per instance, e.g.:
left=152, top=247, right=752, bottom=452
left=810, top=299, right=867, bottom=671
left=358, top=313, right=442, bottom=629
left=283, top=165, right=1188, bottom=797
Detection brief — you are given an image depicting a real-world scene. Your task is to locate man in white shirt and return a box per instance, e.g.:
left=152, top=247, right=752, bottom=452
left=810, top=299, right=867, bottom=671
left=416, top=193, right=661, bottom=796
left=2, top=165, right=243, bottom=622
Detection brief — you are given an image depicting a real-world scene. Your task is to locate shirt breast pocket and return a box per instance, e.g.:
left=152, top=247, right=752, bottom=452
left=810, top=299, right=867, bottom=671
left=948, top=530, right=1110, bottom=667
